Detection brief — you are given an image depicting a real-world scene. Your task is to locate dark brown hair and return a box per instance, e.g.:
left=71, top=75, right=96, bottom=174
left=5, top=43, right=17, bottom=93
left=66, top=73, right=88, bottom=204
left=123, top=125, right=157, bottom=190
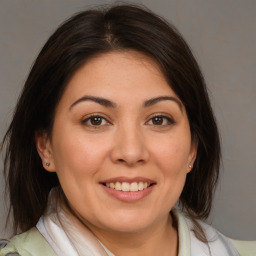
left=2, top=4, right=220, bottom=235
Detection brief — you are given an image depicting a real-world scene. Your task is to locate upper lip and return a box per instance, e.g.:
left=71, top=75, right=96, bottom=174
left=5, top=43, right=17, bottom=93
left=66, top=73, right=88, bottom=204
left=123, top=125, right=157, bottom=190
left=100, top=176, right=156, bottom=185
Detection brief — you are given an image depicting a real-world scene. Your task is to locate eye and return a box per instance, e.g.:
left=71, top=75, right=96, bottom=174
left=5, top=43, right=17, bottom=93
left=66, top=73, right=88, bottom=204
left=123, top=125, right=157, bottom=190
left=147, top=115, right=175, bottom=126
left=82, top=115, right=109, bottom=127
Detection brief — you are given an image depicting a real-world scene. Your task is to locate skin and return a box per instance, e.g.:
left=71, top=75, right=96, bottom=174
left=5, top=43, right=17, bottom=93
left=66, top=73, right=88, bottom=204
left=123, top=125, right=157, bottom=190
left=36, top=51, right=197, bottom=256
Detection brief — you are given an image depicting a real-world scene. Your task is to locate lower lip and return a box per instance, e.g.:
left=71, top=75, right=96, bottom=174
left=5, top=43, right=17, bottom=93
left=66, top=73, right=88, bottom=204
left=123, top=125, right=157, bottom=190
left=101, top=184, right=155, bottom=203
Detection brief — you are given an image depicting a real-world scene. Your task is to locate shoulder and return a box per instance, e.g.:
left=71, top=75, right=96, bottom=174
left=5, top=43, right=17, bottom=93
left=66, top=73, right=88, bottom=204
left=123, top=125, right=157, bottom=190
left=197, top=221, right=256, bottom=256
left=0, top=228, right=56, bottom=256
left=230, top=239, right=256, bottom=256
left=173, top=209, right=256, bottom=256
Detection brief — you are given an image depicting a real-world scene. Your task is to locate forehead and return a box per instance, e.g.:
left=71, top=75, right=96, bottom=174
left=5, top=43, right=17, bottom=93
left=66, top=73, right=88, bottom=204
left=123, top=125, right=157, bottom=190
left=58, top=50, right=179, bottom=108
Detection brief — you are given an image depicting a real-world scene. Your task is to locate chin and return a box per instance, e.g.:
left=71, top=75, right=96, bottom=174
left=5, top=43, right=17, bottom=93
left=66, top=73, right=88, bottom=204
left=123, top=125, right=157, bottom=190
left=100, top=210, right=157, bottom=233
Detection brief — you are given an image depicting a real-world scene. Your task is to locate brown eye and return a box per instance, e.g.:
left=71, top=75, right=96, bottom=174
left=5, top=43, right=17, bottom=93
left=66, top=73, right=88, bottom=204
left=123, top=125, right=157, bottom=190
left=82, top=115, right=109, bottom=127
left=90, top=117, right=103, bottom=126
left=152, top=116, right=164, bottom=125
left=147, top=115, right=175, bottom=126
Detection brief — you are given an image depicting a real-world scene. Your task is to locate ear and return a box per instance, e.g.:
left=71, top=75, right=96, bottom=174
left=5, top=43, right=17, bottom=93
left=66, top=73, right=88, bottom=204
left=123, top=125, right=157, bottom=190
left=35, top=131, right=56, bottom=172
left=187, top=140, right=198, bottom=173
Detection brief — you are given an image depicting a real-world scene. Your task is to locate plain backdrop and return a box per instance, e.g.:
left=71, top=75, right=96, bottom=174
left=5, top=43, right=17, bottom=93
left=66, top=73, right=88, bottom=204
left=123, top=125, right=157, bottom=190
left=0, top=0, right=255, bottom=240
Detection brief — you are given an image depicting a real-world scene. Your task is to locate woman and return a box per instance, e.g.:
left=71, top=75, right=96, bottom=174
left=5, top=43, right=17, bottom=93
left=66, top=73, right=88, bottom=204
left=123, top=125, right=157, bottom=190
left=0, top=4, right=254, bottom=256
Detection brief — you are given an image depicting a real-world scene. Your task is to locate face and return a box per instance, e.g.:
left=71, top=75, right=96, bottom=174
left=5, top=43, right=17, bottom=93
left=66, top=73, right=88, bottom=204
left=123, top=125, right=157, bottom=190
left=37, top=51, right=196, bottom=234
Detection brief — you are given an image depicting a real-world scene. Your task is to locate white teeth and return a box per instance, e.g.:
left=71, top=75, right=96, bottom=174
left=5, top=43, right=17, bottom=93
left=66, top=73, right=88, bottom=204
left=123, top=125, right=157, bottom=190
left=138, top=182, right=144, bottom=191
left=130, top=182, right=138, bottom=192
left=122, top=182, right=130, bottom=192
left=115, top=182, right=122, bottom=190
left=105, top=181, right=151, bottom=192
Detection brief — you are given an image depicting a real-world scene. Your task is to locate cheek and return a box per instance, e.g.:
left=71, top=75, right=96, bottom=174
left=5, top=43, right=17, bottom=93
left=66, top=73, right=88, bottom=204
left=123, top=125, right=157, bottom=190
left=51, top=133, right=110, bottom=211
left=52, top=131, right=109, bottom=180
left=152, top=137, right=191, bottom=174
left=150, top=132, right=191, bottom=200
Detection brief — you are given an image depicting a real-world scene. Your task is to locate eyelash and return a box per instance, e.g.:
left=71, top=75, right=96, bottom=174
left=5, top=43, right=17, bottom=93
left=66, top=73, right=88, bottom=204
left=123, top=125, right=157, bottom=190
left=81, top=113, right=175, bottom=128
left=146, top=114, right=175, bottom=126
left=81, top=114, right=110, bottom=128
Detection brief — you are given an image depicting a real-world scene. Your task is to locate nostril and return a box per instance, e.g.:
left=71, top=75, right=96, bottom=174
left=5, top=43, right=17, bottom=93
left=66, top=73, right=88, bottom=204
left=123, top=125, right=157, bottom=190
left=117, top=158, right=145, bottom=166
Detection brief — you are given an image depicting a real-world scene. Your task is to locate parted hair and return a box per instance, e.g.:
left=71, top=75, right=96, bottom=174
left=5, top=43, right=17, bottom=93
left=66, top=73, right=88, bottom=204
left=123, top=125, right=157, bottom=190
left=2, top=4, right=220, bottom=234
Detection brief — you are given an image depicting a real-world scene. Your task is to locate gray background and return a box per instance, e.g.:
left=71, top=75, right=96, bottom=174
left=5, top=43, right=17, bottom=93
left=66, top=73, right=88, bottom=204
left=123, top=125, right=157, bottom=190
left=0, top=0, right=255, bottom=240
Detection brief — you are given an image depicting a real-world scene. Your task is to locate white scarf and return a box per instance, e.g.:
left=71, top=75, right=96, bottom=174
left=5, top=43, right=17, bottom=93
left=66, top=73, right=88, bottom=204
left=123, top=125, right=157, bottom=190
left=36, top=189, right=239, bottom=256
left=36, top=190, right=112, bottom=256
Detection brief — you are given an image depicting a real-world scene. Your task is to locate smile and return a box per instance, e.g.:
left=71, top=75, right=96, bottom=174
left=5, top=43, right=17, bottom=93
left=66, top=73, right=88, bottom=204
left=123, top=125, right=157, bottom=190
left=104, top=182, right=150, bottom=192
left=100, top=177, right=156, bottom=202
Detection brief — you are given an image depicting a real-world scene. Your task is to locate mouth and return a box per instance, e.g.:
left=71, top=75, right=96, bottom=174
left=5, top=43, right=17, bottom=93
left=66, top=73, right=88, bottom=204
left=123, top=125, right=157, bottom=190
left=99, top=177, right=156, bottom=202
left=100, top=178, right=156, bottom=202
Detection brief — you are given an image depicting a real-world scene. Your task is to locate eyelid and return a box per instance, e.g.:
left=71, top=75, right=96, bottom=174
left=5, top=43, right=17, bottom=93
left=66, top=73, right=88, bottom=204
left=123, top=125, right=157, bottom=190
left=146, top=113, right=176, bottom=125
left=81, top=113, right=112, bottom=126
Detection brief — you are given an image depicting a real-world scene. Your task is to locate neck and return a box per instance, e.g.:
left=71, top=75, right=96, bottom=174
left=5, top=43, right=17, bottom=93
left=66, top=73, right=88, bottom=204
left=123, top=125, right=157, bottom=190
left=86, top=214, right=178, bottom=256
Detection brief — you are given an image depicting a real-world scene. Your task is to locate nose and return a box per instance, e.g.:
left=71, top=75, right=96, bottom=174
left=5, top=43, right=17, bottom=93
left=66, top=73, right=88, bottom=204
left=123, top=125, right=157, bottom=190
left=110, top=124, right=149, bottom=166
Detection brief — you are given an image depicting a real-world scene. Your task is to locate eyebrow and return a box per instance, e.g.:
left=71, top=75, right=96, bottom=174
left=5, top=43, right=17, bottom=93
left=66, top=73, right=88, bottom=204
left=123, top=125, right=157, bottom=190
left=69, top=96, right=117, bottom=110
left=69, top=95, right=183, bottom=112
left=144, top=96, right=183, bottom=112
